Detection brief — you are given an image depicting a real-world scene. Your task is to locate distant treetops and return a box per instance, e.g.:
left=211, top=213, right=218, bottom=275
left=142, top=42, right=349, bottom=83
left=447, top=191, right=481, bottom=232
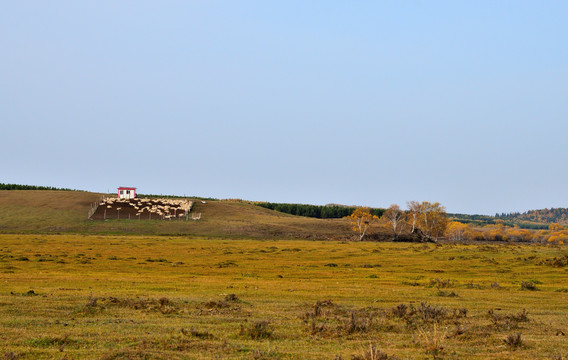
left=0, top=183, right=78, bottom=191
left=496, top=208, right=568, bottom=226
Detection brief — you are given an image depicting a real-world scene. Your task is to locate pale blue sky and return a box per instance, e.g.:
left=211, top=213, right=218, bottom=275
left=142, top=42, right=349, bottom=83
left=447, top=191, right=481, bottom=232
left=1, top=1, right=567, bottom=215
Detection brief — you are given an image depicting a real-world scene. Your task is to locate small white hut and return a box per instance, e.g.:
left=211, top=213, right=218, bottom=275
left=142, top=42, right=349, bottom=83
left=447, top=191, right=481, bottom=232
left=117, top=187, right=136, bottom=199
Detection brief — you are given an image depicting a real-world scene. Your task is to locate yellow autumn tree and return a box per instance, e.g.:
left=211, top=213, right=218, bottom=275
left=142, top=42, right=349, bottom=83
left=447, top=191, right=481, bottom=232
left=479, top=220, right=508, bottom=241
left=446, top=221, right=469, bottom=242
left=485, top=223, right=508, bottom=242
left=348, top=207, right=378, bottom=241
left=546, top=223, right=567, bottom=245
left=549, top=223, right=565, bottom=232
left=547, top=231, right=568, bottom=245
left=506, top=228, right=533, bottom=242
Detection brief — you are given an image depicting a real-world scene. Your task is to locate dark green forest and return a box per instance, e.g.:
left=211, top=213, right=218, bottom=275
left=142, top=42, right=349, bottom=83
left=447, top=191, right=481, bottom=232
left=0, top=183, right=78, bottom=191
left=255, top=202, right=384, bottom=219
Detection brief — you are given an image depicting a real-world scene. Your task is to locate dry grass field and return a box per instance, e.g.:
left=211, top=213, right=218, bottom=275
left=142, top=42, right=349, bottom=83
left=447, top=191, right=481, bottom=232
left=1, top=234, right=567, bottom=359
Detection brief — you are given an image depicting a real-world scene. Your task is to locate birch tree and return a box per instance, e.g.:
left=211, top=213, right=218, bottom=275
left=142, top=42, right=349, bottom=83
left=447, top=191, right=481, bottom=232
left=407, top=201, right=448, bottom=242
left=381, top=204, right=407, bottom=240
left=407, top=200, right=421, bottom=233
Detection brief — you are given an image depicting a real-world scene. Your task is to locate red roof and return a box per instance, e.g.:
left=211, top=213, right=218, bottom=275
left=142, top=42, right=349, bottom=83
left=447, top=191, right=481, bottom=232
left=117, top=187, right=136, bottom=190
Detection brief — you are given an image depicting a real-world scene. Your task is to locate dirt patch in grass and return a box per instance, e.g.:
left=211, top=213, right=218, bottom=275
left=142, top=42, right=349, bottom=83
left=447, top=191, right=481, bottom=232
left=538, top=254, right=568, bottom=267
left=199, top=294, right=245, bottom=315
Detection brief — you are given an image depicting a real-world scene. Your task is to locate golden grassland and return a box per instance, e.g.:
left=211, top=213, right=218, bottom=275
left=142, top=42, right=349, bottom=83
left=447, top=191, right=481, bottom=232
left=0, top=191, right=351, bottom=239
left=1, top=234, right=567, bottom=359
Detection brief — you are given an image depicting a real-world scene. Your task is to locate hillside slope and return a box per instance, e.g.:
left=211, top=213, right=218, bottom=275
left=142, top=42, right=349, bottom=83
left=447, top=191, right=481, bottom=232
left=0, top=190, right=101, bottom=232
left=0, top=190, right=360, bottom=239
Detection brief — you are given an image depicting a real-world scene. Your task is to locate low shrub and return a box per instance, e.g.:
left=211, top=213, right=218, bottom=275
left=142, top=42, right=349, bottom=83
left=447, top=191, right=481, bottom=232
left=520, top=281, right=538, bottom=291
left=487, top=309, right=529, bottom=330
left=428, top=278, right=454, bottom=289
left=504, top=333, right=523, bottom=350
left=390, top=302, right=466, bottom=328
left=490, top=281, right=502, bottom=289
left=4, top=352, right=19, bottom=360
left=344, top=312, right=374, bottom=334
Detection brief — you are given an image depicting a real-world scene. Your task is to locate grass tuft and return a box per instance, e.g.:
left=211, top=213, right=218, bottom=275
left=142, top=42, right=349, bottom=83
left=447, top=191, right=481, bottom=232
left=436, top=290, right=458, bottom=297
left=4, top=352, right=19, bottom=360
left=181, top=328, right=214, bottom=339
left=251, top=347, right=280, bottom=359
left=241, top=320, right=274, bottom=340
left=417, top=323, right=446, bottom=356
left=351, top=342, right=398, bottom=360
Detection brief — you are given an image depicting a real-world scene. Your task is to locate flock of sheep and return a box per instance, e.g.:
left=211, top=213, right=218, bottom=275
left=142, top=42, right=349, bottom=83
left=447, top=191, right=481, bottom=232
left=99, top=197, right=194, bottom=220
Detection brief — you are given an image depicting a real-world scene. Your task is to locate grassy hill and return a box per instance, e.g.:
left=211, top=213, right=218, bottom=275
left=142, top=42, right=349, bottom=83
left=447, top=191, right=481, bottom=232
left=0, top=190, right=360, bottom=239
left=4, top=188, right=564, bottom=239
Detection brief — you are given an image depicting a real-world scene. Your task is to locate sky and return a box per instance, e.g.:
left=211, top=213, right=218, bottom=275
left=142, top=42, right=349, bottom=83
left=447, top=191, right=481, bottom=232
left=1, top=1, right=567, bottom=215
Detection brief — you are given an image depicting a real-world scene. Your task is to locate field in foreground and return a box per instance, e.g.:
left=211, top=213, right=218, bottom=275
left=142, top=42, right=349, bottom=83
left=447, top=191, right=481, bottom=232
left=1, top=235, right=568, bottom=359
